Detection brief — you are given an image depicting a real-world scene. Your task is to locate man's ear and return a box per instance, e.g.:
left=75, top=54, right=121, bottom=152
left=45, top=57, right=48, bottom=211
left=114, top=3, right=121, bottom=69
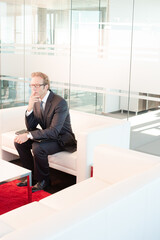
left=45, top=84, right=49, bottom=90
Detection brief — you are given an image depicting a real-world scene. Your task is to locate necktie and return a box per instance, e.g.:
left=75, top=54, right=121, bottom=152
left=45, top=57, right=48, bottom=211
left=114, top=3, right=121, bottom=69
left=40, top=101, right=44, bottom=115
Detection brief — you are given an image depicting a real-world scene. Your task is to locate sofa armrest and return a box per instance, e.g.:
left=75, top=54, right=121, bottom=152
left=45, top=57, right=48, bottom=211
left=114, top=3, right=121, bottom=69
left=0, top=107, right=26, bottom=156
left=76, top=120, right=130, bottom=182
left=0, top=106, right=26, bottom=133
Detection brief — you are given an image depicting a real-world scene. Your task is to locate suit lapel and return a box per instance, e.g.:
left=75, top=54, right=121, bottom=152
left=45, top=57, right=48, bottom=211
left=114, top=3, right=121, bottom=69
left=43, top=91, right=54, bottom=121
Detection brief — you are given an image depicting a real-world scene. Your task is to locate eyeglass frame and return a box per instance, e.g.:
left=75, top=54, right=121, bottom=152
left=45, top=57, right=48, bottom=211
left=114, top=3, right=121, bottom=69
left=29, top=84, right=46, bottom=88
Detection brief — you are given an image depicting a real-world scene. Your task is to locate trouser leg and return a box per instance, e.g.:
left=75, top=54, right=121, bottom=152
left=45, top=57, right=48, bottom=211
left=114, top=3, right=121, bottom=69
left=14, top=140, right=34, bottom=173
left=32, top=141, right=63, bottom=182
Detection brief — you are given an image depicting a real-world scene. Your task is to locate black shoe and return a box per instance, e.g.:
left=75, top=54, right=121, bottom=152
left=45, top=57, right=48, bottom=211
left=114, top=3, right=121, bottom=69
left=32, top=180, right=50, bottom=192
left=17, top=179, right=28, bottom=187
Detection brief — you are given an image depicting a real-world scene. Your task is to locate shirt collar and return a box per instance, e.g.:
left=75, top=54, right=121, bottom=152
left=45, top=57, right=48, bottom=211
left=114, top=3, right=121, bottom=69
left=41, top=90, right=50, bottom=104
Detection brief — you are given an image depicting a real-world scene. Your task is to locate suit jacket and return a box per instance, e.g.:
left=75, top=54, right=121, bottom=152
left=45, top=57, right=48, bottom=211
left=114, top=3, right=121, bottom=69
left=25, top=90, right=77, bottom=152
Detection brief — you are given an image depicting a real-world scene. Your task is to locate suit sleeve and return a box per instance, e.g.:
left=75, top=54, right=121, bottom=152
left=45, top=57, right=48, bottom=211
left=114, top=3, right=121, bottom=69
left=25, top=111, right=39, bottom=130
left=29, top=99, right=68, bottom=141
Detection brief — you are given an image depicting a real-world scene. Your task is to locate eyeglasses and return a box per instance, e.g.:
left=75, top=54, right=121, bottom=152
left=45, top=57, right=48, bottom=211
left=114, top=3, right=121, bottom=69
left=29, top=84, right=45, bottom=88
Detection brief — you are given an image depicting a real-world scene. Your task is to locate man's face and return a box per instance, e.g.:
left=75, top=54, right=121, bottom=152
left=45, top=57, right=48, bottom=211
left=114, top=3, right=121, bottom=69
left=30, top=76, right=48, bottom=99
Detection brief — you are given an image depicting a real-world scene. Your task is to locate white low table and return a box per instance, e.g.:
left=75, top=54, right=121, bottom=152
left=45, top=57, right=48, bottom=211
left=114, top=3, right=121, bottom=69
left=0, top=159, right=32, bottom=202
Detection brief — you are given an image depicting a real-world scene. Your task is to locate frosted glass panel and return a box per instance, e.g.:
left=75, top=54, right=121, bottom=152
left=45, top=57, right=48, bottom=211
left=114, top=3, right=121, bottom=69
left=70, top=0, right=133, bottom=91
left=0, top=0, right=26, bottom=108
left=0, top=0, right=71, bottom=108
left=130, top=0, right=160, bottom=95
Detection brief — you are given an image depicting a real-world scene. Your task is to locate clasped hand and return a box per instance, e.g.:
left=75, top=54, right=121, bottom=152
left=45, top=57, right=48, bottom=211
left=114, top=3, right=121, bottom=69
left=14, top=133, right=28, bottom=144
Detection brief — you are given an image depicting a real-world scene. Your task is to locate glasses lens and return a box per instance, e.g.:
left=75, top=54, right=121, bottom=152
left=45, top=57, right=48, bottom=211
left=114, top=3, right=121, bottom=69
left=29, top=84, right=43, bottom=88
left=29, top=84, right=45, bottom=88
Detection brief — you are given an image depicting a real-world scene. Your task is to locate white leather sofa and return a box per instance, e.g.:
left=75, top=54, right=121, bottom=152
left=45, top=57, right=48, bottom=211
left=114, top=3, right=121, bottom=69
left=0, top=106, right=130, bottom=182
left=1, top=144, right=160, bottom=240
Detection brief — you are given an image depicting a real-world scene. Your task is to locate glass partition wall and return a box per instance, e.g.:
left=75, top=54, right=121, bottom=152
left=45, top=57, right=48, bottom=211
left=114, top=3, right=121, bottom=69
left=0, top=1, right=26, bottom=108
left=0, top=0, right=160, bottom=157
left=70, top=0, right=133, bottom=115
left=128, top=0, right=160, bottom=156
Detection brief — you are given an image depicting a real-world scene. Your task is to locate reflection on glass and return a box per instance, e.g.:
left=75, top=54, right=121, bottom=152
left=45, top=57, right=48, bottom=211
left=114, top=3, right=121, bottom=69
left=0, top=77, right=26, bottom=109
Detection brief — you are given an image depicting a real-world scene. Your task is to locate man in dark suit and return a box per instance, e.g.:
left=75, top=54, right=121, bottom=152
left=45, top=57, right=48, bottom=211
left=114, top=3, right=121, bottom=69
left=14, top=72, right=76, bottom=192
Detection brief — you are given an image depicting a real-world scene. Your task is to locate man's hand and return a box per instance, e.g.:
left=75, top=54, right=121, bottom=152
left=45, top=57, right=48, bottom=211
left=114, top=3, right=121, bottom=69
left=14, top=133, right=28, bottom=144
left=27, top=92, right=40, bottom=112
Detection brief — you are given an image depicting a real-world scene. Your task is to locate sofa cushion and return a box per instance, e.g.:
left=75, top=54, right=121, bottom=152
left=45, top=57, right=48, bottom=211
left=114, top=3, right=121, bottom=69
left=40, top=178, right=110, bottom=210
left=48, top=151, right=77, bottom=171
left=0, top=220, right=14, bottom=238
left=0, top=201, right=57, bottom=229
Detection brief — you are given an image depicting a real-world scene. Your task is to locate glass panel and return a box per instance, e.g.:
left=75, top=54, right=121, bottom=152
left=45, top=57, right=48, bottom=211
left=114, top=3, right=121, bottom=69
left=0, top=0, right=71, bottom=108
left=129, top=0, right=160, bottom=157
left=24, top=0, right=71, bottom=105
left=70, top=0, right=132, bottom=116
left=0, top=0, right=26, bottom=109
left=69, top=90, right=103, bottom=114
left=2, top=0, right=160, bottom=159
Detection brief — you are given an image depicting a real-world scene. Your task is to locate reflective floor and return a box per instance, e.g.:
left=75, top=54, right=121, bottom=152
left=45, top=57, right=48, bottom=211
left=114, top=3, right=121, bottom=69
left=105, top=108, right=160, bottom=157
